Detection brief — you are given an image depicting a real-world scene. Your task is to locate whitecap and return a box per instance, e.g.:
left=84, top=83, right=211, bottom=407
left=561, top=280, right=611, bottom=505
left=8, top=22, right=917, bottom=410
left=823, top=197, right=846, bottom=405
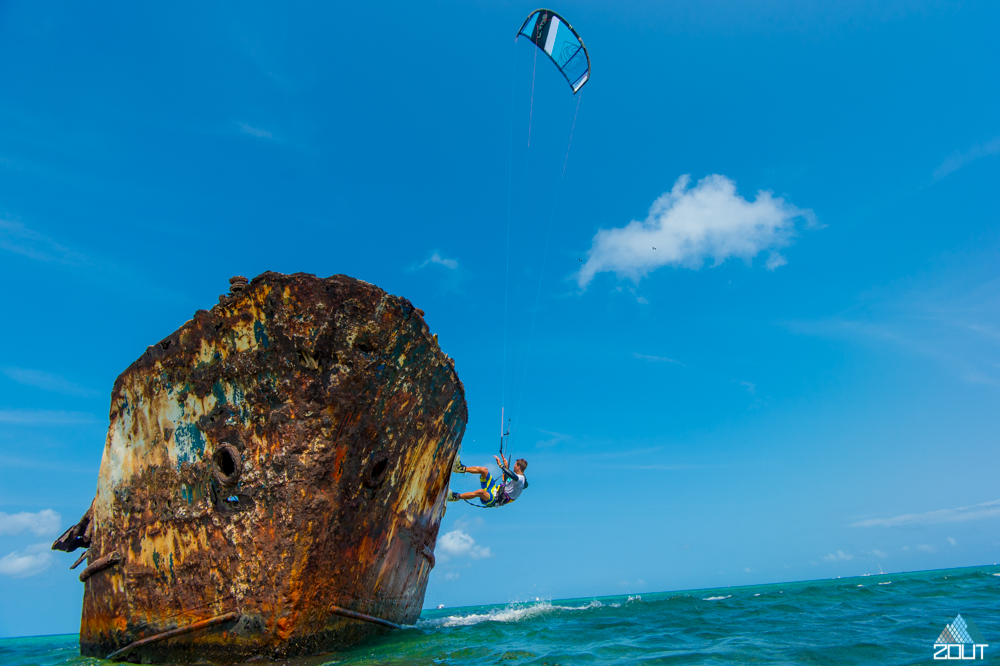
left=703, top=595, right=732, bottom=601
left=878, top=581, right=891, bottom=585
left=418, top=599, right=604, bottom=629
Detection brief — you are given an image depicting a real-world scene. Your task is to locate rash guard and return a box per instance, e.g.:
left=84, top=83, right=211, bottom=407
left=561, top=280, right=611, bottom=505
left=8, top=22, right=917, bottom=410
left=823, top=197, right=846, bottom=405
left=498, top=464, right=527, bottom=503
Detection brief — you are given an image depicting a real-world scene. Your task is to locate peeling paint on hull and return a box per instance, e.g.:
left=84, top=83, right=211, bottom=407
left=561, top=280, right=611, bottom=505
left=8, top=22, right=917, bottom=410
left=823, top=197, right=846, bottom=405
left=54, top=272, right=466, bottom=664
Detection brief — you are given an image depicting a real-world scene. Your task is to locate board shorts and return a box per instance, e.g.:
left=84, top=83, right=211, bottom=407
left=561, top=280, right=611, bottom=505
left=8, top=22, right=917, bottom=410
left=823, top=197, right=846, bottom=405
left=479, top=472, right=510, bottom=508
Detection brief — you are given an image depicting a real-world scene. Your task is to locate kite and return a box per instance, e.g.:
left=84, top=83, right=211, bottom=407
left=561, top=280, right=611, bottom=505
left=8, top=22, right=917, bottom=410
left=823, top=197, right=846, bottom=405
left=517, top=9, right=591, bottom=94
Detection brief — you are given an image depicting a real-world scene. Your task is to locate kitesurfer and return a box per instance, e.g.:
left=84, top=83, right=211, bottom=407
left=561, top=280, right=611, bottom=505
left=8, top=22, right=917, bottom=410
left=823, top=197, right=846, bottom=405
left=448, top=453, right=527, bottom=507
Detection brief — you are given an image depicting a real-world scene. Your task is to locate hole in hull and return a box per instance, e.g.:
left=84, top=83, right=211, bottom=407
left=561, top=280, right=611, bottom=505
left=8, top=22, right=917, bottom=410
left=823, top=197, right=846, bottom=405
left=213, top=444, right=242, bottom=486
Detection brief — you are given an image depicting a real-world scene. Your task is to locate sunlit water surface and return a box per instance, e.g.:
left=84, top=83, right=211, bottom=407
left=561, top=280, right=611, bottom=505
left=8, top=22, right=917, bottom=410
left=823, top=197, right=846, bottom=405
left=3, top=565, right=998, bottom=666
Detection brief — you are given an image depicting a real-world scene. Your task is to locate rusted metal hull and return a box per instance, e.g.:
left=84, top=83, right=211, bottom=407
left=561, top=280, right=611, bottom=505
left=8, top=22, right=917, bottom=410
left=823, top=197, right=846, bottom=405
left=54, top=272, right=466, bottom=663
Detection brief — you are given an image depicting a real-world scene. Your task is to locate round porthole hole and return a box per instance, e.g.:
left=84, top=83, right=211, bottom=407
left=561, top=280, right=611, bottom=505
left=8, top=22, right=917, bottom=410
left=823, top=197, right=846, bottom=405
left=213, top=444, right=242, bottom=486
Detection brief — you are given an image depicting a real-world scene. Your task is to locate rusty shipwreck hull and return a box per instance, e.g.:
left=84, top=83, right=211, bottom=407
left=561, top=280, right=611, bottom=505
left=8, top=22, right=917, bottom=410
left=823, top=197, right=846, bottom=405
left=53, top=272, right=466, bottom=663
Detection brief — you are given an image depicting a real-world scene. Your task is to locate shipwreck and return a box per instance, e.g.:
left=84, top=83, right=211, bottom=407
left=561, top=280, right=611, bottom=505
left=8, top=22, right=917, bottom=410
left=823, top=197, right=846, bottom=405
left=52, top=271, right=467, bottom=663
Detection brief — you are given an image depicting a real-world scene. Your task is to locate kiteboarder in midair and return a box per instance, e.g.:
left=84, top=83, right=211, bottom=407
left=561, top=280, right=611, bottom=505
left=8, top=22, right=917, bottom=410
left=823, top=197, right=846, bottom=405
left=448, top=453, right=527, bottom=508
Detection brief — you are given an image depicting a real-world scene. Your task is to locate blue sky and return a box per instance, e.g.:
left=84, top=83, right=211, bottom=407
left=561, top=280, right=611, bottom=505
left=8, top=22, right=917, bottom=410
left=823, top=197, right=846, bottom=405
left=2, top=0, right=999, bottom=638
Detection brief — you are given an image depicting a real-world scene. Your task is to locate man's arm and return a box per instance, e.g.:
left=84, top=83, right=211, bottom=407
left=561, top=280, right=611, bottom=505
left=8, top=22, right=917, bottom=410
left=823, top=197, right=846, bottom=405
left=494, top=454, right=517, bottom=481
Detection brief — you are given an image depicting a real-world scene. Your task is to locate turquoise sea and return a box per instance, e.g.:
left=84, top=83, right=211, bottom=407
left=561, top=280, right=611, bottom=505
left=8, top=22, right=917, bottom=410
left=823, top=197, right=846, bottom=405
left=3, top=565, right=998, bottom=666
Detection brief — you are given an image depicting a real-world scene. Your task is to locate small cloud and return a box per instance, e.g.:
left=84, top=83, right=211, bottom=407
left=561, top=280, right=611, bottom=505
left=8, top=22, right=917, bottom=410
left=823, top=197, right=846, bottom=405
left=632, top=353, right=684, bottom=366
left=821, top=550, right=854, bottom=562
left=850, top=498, right=1000, bottom=527
left=765, top=251, right=788, bottom=271
left=577, top=174, right=813, bottom=288
left=739, top=380, right=756, bottom=395
left=0, top=410, right=100, bottom=425
left=871, top=549, right=888, bottom=558
left=0, top=509, right=61, bottom=536
left=744, top=567, right=753, bottom=573
left=236, top=122, right=274, bottom=139
left=947, top=537, right=957, bottom=546
left=443, top=572, right=460, bottom=581
left=917, top=544, right=935, bottom=553
left=0, top=217, right=89, bottom=265
left=0, top=543, right=54, bottom=578
left=933, top=137, right=1000, bottom=180
left=613, top=463, right=703, bottom=470
left=535, top=429, right=570, bottom=449
left=420, top=252, right=458, bottom=270
left=902, top=546, right=910, bottom=552
left=436, top=530, right=491, bottom=561
left=452, top=516, right=484, bottom=531
left=2, top=367, right=99, bottom=398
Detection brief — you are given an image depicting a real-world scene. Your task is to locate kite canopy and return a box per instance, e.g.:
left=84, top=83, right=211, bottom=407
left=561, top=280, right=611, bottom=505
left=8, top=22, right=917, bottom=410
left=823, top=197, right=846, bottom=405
left=517, top=9, right=590, bottom=94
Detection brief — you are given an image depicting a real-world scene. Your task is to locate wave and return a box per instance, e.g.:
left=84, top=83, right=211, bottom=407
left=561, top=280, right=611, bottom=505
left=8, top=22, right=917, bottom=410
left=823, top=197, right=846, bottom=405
left=419, top=599, right=605, bottom=628
left=703, top=595, right=732, bottom=601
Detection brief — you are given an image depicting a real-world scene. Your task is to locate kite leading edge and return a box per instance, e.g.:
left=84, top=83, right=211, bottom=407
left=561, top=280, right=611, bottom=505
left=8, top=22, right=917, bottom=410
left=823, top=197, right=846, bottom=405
left=517, top=9, right=591, bottom=93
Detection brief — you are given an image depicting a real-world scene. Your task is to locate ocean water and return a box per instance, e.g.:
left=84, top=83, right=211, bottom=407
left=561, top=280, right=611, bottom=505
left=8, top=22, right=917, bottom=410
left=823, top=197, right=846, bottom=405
left=3, top=565, right=998, bottom=666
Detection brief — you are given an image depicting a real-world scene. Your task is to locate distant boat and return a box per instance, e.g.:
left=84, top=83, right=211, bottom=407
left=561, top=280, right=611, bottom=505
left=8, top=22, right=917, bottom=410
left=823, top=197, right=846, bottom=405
left=437, top=604, right=445, bottom=610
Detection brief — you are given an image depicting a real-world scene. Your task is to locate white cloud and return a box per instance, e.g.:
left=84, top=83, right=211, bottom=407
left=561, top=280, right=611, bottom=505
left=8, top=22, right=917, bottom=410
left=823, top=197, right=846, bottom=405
left=917, top=544, right=936, bottom=553
left=632, top=353, right=684, bottom=366
left=0, top=510, right=61, bottom=536
left=933, top=137, right=1000, bottom=180
left=850, top=499, right=1000, bottom=527
left=947, top=537, right=957, bottom=546
left=821, top=550, right=854, bottom=562
left=2, top=367, right=99, bottom=398
left=619, top=578, right=646, bottom=587
left=0, top=543, right=54, bottom=578
left=443, top=572, right=460, bottom=581
left=237, top=122, right=273, bottom=139
left=613, top=463, right=702, bottom=470
left=765, top=251, right=788, bottom=270
left=577, top=174, right=813, bottom=288
left=535, top=429, right=570, bottom=448
left=871, top=549, right=888, bottom=558
left=786, top=251, right=1000, bottom=385
left=739, top=380, right=756, bottom=395
left=420, top=252, right=458, bottom=270
left=0, top=217, right=88, bottom=265
left=0, top=410, right=99, bottom=425
left=436, top=530, right=491, bottom=560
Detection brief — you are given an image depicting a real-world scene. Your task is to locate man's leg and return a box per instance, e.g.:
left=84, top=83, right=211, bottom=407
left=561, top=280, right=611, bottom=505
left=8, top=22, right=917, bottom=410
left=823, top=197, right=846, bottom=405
left=449, top=465, right=497, bottom=504
left=455, top=488, right=491, bottom=502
